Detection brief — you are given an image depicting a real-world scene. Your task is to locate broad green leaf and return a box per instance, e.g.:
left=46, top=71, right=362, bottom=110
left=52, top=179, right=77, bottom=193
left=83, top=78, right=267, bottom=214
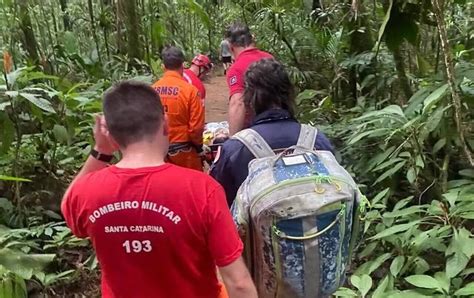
left=372, top=158, right=404, bottom=172
left=359, top=242, right=378, bottom=258
left=369, top=220, right=421, bottom=240
left=372, top=188, right=390, bottom=205
left=348, top=128, right=390, bottom=145
left=185, top=0, right=210, bottom=28
left=455, top=282, right=474, bottom=296
left=461, top=268, right=474, bottom=276
left=333, top=288, right=357, bottom=297
left=446, top=252, right=469, bottom=278
left=406, top=87, right=433, bottom=116
left=459, top=169, right=474, bottom=178
left=390, top=256, right=405, bottom=277
left=296, top=89, right=318, bottom=103
left=434, top=271, right=450, bottom=293
left=53, top=125, right=69, bottom=144
left=0, top=248, right=55, bottom=279
left=432, top=138, right=446, bottom=154
left=383, top=205, right=426, bottom=218
left=1, top=277, right=13, bottom=298
left=443, top=190, right=459, bottom=207
left=373, top=160, right=407, bottom=185
left=414, top=257, right=430, bottom=274
left=422, top=106, right=445, bottom=135
left=372, top=275, right=391, bottom=298
left=415, top=155, right=424, bottom=168
left=407, top=167, right=416, bottom=184
left=333, top=287, right=358, bottom=297
left=405, top=275, right=440, bottom=289
left=422, top=84, right=448, bottom=114
left=19, top=93, right=55, bottom=113
left=387, top=290, right=432, bottom=298
left=355, top=253, right=392, bottom=276
left=0, top=175, right=31, bottom=182
left=393, top=196, right=414, bottom=211
left=351, top=275, right=372, bottom=297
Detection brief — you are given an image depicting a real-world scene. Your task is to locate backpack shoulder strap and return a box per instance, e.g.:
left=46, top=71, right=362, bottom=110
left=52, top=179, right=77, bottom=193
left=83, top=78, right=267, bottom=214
left=296, top=124, right=318, bottom=150
left=232, top=129, right=275, bottom=158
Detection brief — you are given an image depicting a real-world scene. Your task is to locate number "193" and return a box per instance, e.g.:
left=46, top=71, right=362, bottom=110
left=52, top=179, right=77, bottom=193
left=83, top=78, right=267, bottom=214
left=122, top=240, right=152, bottom=253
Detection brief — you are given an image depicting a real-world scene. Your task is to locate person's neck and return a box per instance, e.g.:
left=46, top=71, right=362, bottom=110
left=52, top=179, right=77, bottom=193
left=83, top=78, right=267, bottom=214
left=234, top=45, right=254, bottom=58
left=115, top=142, right=167, bottom=169
left=189, top=65, right=200, bottom=76
left=165, top=68, right=183, bottom=76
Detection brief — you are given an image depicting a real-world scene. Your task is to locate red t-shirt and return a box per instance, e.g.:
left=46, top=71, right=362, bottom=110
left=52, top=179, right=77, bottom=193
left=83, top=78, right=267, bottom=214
left=226, top=48, right=273, bottom=127
left=61, top=164, right=243, bottom=298
left=226, top=48, right=273, bottom=97
left=184, top=68, right=206, bottom=101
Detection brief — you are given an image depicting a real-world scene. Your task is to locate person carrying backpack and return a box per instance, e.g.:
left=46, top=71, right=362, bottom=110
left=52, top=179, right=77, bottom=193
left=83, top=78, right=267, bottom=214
left=210, top=58, right=334, bottom=206
left=211, top=59, right=366, bottom=297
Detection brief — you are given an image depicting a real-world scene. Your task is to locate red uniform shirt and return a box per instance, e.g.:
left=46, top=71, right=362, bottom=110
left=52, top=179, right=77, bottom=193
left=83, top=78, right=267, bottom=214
left=226, top=48, right=273, bottom=97
left=226, top=48, right=273, bottom=127
left=61, top=164, right=243, bottom=298
left=184, top=68, right=206, bottom=101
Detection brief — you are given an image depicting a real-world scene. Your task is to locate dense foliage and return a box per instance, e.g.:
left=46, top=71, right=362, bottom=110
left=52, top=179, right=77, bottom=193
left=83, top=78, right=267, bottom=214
left=0, top=0, right=473, bottom=296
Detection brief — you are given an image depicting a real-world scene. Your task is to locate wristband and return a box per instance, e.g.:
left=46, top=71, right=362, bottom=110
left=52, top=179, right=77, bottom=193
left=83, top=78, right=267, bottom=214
left=90, top=149, right=114, bottom=163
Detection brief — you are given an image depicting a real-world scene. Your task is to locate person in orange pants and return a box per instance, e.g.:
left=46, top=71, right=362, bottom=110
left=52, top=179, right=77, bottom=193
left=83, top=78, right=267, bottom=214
left=152, top=46, right=205, bottom=171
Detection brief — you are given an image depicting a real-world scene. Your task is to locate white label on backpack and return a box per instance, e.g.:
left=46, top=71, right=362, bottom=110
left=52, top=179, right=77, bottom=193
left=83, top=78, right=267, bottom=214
left=282, top=154, right=307, bottom=166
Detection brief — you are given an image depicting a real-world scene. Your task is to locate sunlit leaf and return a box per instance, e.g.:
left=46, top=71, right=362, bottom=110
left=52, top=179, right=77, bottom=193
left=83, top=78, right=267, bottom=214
left=19, top=93, right=55, bottom=113
left=455, top=283, right=474, bottom=296
left=0, top=175, right=31, bottom=182
left=422, top=84, right=449, bottom=114
left=405, top=275, right=440, bottom=289
left=369, top=220, right=421, bottom=240
left=446, top=252, right=469, bottom=278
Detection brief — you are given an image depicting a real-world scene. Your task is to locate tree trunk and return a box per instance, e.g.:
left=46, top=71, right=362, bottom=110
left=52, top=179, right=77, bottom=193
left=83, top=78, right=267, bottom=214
left=392, top=45, right=413, bottom=102
left=100, top=0, right=111, bottom=59
left=431, top=0, right=474, bottom=166
left=120, top=0, right=143, bottom=61
left=88, top=0, right=102, bottom=63
left=141, top=0, right=150, bottom=64
left=115, top=0, right=126, bottom=55
left=345, top=0, right=374, bottom=105
left=18, top=0, right=40, bottom=64
left=59, top=0, right=71, bottom=31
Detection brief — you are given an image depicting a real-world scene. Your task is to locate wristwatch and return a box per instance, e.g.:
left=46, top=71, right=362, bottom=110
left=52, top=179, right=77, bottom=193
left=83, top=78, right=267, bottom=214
left=90, top=149, right=114, bottom=163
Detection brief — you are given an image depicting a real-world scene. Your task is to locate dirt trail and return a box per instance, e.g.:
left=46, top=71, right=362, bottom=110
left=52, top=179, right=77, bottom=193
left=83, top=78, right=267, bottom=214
left=204, top=74, right=228, bottom=123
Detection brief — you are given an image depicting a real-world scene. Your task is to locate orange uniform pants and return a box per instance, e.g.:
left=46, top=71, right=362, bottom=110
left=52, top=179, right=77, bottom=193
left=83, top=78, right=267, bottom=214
left=167, top=149, right=203, bottom=171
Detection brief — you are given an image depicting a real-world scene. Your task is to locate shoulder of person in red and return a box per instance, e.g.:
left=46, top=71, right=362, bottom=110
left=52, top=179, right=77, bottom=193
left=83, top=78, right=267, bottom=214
left=62, top=164, right=241, bottom=297
left=183, top=68, right=206, bottom=99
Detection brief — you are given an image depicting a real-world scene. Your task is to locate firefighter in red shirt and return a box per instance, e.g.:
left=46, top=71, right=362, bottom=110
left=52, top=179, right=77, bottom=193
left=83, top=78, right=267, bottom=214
left=61, top=81, right=257, bottom=298
left=184, top=54, right=213, bottom=103
left=152, top=46, right=205, bottom=171
left=225, top=22, right=273, bottom=135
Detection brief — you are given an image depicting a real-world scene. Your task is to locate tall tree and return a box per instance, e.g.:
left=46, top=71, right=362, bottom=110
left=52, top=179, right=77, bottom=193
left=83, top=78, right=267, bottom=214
left=18, top=0, right=40, bottom=64
left=120, top=0, right=143, bottom=61
left=59, top=0, right=71, bottom=31
left=88, top=0, right=102, bottom=63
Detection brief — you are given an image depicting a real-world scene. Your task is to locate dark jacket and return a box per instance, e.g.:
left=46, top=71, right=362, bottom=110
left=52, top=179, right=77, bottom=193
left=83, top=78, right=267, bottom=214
left=210, top=109, right=334, bottom=206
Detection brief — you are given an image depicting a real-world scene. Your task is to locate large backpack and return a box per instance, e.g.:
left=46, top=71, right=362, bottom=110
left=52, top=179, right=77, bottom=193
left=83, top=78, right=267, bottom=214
left=231, top=124, right=366, bottom=298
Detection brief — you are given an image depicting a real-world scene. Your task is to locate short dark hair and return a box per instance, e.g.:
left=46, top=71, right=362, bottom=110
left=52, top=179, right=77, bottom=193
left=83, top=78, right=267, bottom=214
left=244, top=59, right=296, bottom=117
left=103, top=81, right=164, bottom=148
left=161, top=46, right=184, bottom=70
left=225, top=22, right=253, bottom=47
